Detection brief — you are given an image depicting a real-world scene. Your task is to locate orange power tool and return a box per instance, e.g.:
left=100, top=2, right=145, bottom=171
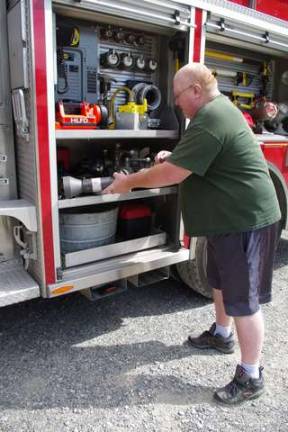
left=55, top=101, right=107, bottom=129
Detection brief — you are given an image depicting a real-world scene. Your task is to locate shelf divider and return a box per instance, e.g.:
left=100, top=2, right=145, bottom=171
left=63, top=232, right=167, bottom=268
left=58, top=186, right=178, bottom=209
left=55, top=129, right=179, bottom=140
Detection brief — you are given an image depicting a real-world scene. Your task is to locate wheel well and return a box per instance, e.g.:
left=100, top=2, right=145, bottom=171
left=270, top=170, right=287, bottom=229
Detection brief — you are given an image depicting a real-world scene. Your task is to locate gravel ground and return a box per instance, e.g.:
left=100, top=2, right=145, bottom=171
left=1, top=235, right=288, bottom=432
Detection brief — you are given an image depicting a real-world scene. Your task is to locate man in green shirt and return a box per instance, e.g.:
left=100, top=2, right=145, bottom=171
left=103, top=63, right=281, bottom=405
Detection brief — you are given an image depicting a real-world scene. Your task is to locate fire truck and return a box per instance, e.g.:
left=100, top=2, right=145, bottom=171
left=1, top=0, right=288, bottom=307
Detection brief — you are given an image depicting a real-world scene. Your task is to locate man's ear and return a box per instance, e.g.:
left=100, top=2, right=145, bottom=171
left=193, top=83, right=202, bottom=97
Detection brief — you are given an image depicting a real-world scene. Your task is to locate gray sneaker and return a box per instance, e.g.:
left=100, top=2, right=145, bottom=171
left=214, top=364, right=265, bottom=405
left=187, top=323, right=235, bottom=354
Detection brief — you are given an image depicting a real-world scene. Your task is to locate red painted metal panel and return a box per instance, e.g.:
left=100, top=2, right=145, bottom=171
left=228, top=0, right=249, bottom=6
left=256, top=0, right=288, bottom=21
left=193, top=8, right=203, bottom=62
left=262, top=144, right=288, bottom=186
left=32, top=0, right=56, bottom=284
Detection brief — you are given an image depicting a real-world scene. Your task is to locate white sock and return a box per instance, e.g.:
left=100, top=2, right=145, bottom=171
left=241, top=362, right=260, bottom=379
left=214, top=323, right=231, bottom=338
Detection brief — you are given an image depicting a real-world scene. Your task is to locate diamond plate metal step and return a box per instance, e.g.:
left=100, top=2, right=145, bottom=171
left=0, top=260, right=40, bottom=307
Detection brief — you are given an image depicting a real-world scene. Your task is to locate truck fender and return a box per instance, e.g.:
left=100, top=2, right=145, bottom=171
left=268, top=162, right=288, bottom=230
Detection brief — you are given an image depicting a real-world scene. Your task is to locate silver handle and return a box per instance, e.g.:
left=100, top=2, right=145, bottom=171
left=0, top=178, right=9, bottom=186
left=12, top=89, right=30, bottom=141
left=0, top=154, right=8, bottom=163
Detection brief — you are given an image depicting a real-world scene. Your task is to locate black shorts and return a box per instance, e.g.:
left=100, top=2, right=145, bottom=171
left=206, top=222, right=279, bottom=317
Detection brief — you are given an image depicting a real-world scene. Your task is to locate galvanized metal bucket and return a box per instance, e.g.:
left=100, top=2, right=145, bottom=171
left=60, top=205, right=119, bottom=253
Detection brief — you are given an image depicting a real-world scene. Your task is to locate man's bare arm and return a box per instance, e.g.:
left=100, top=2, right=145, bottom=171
left=103, top=161, right=191, bottom=194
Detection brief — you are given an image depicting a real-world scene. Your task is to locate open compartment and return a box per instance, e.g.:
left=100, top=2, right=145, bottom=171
left=59, top=184, right=181, bottom=268
left=56, top=124, right=181, bottom=269
left=205, top=37, right=288, bottom=136
left=53, top=12, right=183, bottom=135
left=51, top=9, right=187, bottom=271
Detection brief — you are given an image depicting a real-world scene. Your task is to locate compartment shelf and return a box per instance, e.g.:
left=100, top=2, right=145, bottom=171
left=256, top=134, right=288, bottom=143
left=58, top=186, right=178, bottom=209
left=55, top=129, right=179, bottom=140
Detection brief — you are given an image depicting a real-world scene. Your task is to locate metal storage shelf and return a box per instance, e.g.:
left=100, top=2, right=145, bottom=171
left=58, top=186, right=178, bottom=209
left=55, top=129, right=179, bottom=140
left=256, top=134, right=288, bottom=143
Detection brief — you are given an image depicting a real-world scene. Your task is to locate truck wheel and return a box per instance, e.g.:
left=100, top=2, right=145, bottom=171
left=177, top=222, right=282, bottom=300
left=176, top=237, right=212, bottom=299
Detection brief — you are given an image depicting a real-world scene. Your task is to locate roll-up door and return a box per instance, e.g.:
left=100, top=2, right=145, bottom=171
left=52, top=0, right=193, bottom=31
left=204, top=43, right=273, bottom=102
left=205, top=13, right=288, bottom=54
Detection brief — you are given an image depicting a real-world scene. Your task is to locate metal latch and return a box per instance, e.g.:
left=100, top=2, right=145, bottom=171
left=0, top=178, right=9, bottom=186
left=173, top=9, right=196, bottom=28
left=12, top=89, right=30, bottom=141
left=264, top=31, right=270, bottom=44
left=0, top=154, right=7, bottom=163
left=219, top=18, right=225, bottom=32
left=13, top=225, right=37, bottom=270
left=174, top=10, right=181, bottom=25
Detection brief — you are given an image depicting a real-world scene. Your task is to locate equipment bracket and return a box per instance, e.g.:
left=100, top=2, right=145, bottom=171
left=0, top=199, right=37, bottom=232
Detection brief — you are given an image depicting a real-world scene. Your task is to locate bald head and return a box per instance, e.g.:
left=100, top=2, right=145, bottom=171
left=174, top=63, right=218, bottom=97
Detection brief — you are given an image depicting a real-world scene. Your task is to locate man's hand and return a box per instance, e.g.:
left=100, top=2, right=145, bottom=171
left=102, top=161, right=190, bottom=194
left=154, top=150, right=172, bottom=164
left=102, top=172, right=131, bottom=194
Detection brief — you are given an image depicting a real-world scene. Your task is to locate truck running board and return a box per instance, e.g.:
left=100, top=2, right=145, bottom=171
left=0, top=260, right=40, bottom=307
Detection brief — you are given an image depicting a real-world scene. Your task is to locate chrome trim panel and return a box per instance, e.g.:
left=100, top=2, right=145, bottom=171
left=52, top=0, right=192, bottom=30
left=185, top=0, right=288, bottom=36
left=48, top=246, right=189, bottom=296
left=45, top=1, right=62, bottom=269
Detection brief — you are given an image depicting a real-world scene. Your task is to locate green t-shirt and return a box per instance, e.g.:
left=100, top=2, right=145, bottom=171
left=168, top=94, right=281, bottom=236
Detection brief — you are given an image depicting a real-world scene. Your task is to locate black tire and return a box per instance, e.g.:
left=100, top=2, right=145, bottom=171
left=177, top=222, right=282, bottom=299
left=176, top=237, right=212, bottom=299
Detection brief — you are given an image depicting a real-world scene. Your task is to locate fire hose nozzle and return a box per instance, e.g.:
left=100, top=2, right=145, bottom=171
left=62, top=176, right=114, bottom=198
